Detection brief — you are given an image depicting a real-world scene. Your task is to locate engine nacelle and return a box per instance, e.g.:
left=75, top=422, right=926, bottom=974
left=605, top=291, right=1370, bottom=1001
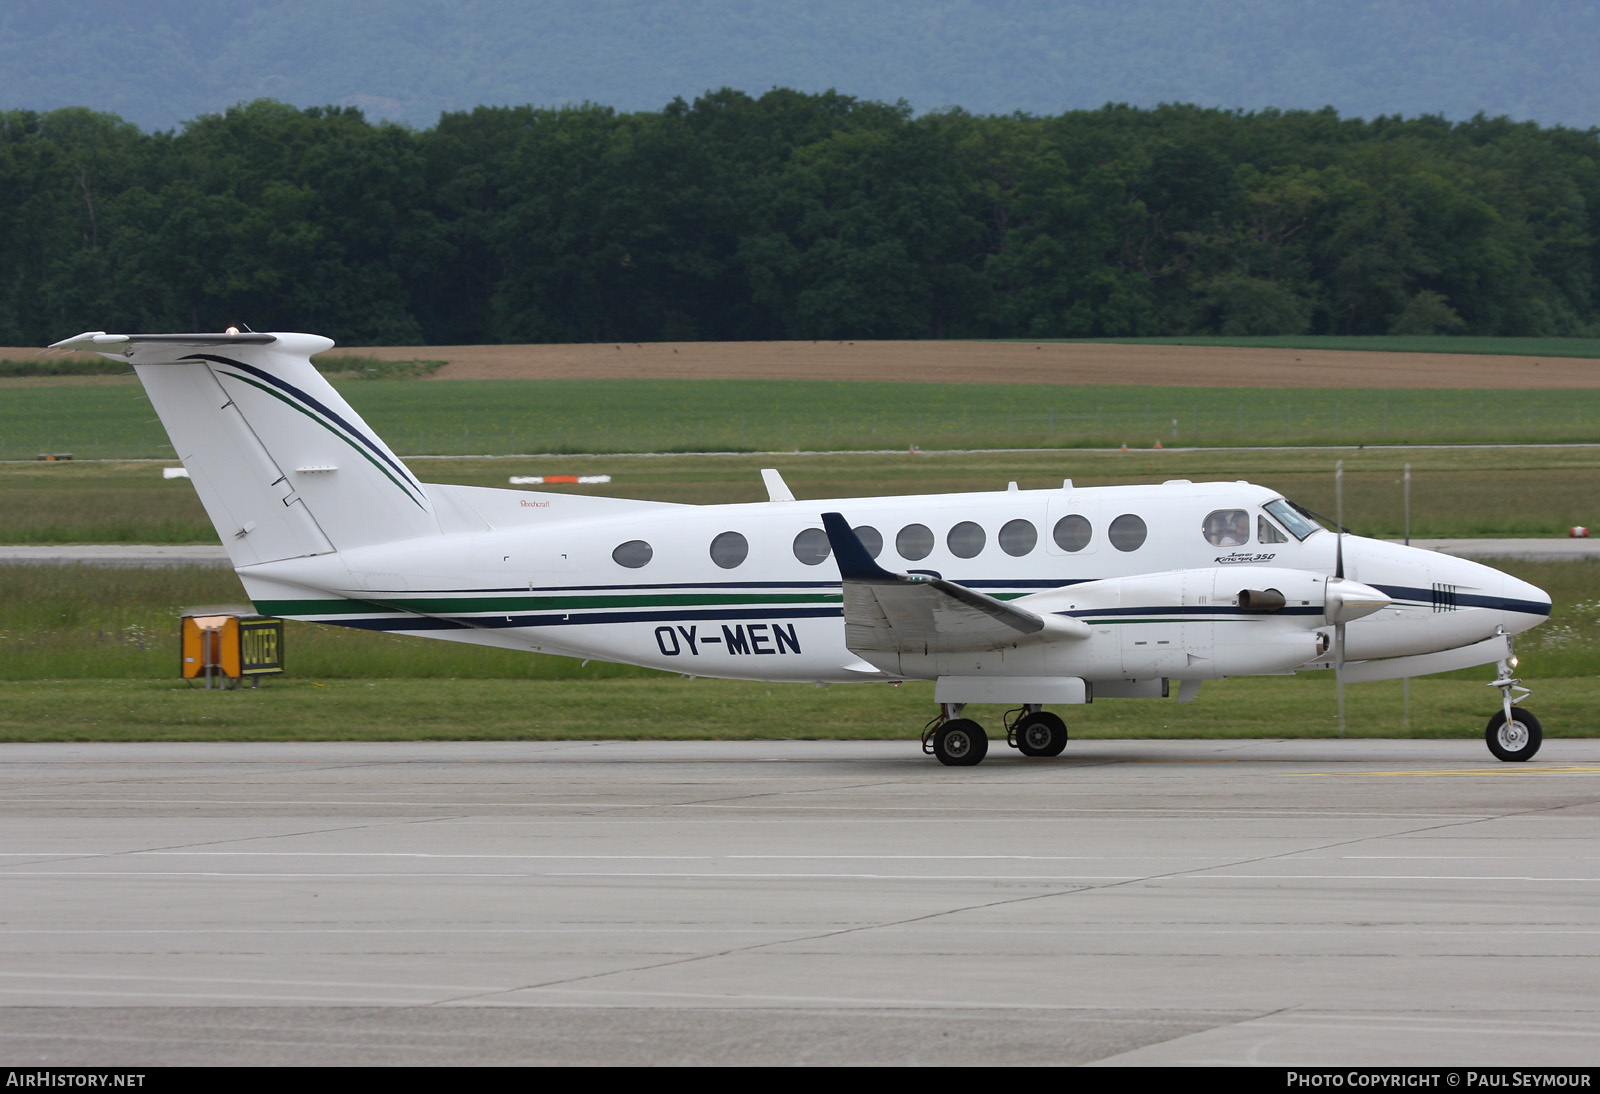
left=1006, top=566, right=1343, bottom=680
left=870, top=566, right=1380, bottom=682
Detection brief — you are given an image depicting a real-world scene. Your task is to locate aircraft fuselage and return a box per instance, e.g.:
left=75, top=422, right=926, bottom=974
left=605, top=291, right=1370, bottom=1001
left=238, top=479, right=1549, bottom=687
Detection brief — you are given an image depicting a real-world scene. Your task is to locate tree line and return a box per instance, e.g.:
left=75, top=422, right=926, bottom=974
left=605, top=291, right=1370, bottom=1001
left=2, top=91, right=1597, bottom=346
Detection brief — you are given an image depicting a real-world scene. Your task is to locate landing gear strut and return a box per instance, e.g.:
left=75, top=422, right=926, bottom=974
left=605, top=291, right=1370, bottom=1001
left=1486, top=652, right=1541, bottom=762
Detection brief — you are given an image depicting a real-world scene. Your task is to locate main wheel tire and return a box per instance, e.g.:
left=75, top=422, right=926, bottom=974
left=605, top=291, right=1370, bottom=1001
left=1015, top=711, right=1068, bottom=757
left=1486, top=706, right=1542, bottom=762
left=932, top=719, right=989, bottom=767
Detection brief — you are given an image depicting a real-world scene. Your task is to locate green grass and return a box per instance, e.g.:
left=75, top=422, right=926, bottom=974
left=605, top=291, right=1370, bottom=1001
left=0, top=675, right=1590, bottom=744
left=313, top=355, right=447, bottom=380
left=0, top=357, right=128, bottom=377
left=5, top=446, right=1598, bottom=543
left=7, top=378, right=1600, bottom=461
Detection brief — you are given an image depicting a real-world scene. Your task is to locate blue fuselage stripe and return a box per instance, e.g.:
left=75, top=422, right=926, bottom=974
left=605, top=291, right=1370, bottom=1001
left=1372, top=584, right=1551, bottom=617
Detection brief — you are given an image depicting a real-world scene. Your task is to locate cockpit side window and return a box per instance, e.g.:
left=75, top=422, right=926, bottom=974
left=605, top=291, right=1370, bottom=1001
left=1257, top=515, right=1288, bottom=544
left=1203, top=509, right=1251, bottom=547
left=1263, top=499, right=1321, bottom=541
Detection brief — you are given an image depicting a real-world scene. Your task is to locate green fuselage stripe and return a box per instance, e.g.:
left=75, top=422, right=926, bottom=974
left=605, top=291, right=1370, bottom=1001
left=255, top=592, right=846, bottom=616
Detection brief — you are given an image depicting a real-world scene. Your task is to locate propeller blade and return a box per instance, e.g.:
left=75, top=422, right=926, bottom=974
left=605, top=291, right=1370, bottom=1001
left=1335, top=459, right=1345, bottom=580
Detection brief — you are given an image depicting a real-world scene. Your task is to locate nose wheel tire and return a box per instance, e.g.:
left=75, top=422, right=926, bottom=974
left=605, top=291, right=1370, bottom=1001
left=1486, top=707, right=1541, bottom=762
left=932, top=719, right=989, bottom=767
left=1014, top=711, right=1068, bottom=757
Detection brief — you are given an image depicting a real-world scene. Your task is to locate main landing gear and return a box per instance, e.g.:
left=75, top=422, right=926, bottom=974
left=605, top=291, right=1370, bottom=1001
left=924, top=711, right=988, bottom=767
left=1486, top=655, right=1541, bottom=762
left=1010, top=706, right=1069, bottom=757
left=922, top=704, right=1068, bottom=766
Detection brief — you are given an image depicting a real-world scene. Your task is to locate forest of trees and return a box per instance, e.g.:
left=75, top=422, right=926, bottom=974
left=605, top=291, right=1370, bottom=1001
left=3, top=90, right=1599, bottom=346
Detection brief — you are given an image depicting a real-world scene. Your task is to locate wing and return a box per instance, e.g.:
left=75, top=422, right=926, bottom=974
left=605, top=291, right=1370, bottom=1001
left=821, top=512, right=1089, bottom=655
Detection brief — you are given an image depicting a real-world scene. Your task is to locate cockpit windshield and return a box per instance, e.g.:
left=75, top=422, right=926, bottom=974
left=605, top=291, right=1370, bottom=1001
left=1263, top=498, right=1323, bottom=541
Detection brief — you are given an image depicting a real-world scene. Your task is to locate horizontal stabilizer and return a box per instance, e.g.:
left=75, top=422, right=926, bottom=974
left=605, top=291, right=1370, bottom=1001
left=51, top=331, right=278, bottom=354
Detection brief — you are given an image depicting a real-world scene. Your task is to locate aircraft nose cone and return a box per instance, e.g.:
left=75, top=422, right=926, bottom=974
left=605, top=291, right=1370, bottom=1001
left=1499, top=572, right=1552, bottom=632
left=1429, top=552, right=1552, bottom=635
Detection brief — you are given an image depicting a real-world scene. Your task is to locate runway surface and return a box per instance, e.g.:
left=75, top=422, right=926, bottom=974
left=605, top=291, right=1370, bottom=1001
left=2, top=739, right=1598, bottom=1066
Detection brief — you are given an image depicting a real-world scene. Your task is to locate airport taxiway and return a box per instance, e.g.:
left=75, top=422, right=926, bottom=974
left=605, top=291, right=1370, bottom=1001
left=2, top=738, right=1598, bottom=1066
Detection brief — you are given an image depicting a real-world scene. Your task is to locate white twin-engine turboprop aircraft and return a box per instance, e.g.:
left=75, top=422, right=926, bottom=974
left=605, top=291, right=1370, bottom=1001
left=53, top=330, right=1553, bottom=766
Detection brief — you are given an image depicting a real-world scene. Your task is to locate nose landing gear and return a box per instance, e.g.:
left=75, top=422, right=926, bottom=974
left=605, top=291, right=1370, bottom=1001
left=1486, top=654, right=1540, bottom=761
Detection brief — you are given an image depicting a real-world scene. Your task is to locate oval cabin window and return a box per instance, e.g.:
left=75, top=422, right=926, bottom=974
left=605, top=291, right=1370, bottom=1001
left=896, top=523, right=934, bottom=561
left=947, top=521, right=986, bottom=559
left=1053, top=514, right=1091, bottom=552
left=792, top=527, right=831, bottom=566
left=999, top=518, right=1037, bottom=557
left=710, top=531, right=748, bottom=569
left=1108, top=514, right=1147, bottom=552
left=612, top=540, right=653, bottom=568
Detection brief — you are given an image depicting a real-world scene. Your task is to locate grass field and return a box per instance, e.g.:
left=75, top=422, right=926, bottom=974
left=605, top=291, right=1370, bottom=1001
left=2, top=674, right=1593, bottom=744
left=7, top=378, right=1600, bottom=462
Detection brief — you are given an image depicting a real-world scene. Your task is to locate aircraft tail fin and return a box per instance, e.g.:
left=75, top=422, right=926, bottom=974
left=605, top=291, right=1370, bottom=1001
left=52, top=331, right=437, bottom=566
